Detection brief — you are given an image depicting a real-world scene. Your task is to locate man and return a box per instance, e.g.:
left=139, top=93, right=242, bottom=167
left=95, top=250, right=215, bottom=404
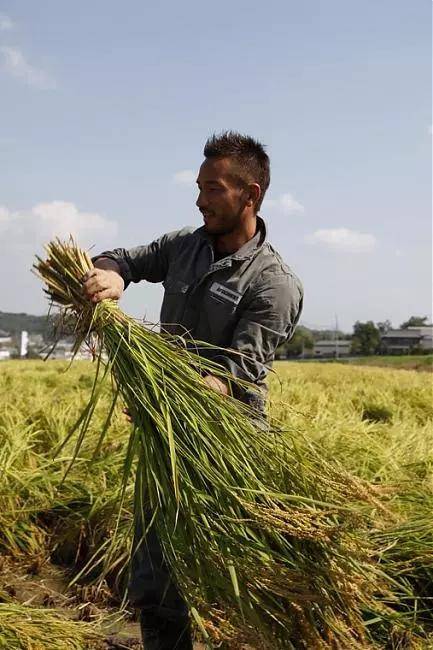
left=83, top=131, right=303, bottom=649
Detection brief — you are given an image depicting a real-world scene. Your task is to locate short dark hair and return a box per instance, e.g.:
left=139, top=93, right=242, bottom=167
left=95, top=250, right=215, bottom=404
left=203, top=131, right=270, bottom=210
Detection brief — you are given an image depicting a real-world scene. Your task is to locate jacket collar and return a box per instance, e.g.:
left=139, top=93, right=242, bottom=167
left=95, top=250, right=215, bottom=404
left=196, top=215, right=267, bottom=261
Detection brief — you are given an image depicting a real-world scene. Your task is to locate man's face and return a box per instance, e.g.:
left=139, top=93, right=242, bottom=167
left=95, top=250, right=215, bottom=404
left=196, top=157, right=247, bottom=235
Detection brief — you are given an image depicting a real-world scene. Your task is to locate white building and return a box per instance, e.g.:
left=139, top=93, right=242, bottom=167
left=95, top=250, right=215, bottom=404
left=49, top=339, right=92, bottom=360
left=0, top=330, right=13, bottom=360
left=381, top=327, right=433, bottom=354
left=313, top=340, right=351, bottom=358
left=407, top=326, right=433, bottom=351
left=0, top=330, right=12, bottom=345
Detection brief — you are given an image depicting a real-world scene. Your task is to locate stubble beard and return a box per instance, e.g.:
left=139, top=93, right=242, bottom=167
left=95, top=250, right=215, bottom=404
left=203, top=203, right=244, bottom=236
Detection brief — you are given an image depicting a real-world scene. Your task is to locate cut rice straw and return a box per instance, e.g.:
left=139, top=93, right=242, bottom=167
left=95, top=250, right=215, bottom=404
left=34, top=237, right=421, bottom=649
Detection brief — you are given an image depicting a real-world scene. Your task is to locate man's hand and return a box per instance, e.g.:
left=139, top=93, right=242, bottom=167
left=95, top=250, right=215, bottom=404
left=82, top=268, right=125, bottom=303
left=203, top=374, right=229, bottom=395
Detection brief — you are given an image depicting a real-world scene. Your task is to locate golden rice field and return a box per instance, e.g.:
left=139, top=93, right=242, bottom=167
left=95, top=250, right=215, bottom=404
left=0, top=359, right=432, bottom=649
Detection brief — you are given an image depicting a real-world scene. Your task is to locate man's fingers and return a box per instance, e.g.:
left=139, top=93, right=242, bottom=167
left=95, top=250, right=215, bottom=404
left=81, top=268, right=98, bottom=283
left=82, top=269, right=123, bottom=301
left=83, top=271, right=113, bottom=297
left=82, top=268, right=108, bottom=287
left=84, top=276, right=109, bottom=295
left=91, top=288, right=114, bottom=303
left=122, top=407, right=133, bottom=423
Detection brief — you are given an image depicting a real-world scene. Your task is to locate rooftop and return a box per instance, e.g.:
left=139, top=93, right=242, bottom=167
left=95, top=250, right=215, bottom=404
left=382, top=330, right=423, bottom=339
left=315, top=340, right=351, bottom=346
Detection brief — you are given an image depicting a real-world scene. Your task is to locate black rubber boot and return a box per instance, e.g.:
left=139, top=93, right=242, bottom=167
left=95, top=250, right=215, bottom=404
left=140, top=611, right=193, bottom=650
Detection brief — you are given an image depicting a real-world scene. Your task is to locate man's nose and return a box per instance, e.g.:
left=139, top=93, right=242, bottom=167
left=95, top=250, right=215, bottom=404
left=196, top=191, right=208, bottom=209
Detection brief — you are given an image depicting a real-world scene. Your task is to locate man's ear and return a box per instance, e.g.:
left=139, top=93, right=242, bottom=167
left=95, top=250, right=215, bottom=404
left=246, top=183, right=261, bottom=208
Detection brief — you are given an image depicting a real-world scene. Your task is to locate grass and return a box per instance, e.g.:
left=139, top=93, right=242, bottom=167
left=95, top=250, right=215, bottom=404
left=0, top=359, right=432, bottom=647
left=300, top=354, right=433, bottom=371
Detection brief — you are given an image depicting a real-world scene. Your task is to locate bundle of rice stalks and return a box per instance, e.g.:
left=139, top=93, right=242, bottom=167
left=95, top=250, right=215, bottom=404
left=34, top=238, right=413, bottom=648
left=0, top=603, right=104, bottom=649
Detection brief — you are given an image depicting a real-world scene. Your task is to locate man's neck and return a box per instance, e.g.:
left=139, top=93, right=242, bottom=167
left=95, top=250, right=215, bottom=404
left=214, top=216, right=258, bottom=254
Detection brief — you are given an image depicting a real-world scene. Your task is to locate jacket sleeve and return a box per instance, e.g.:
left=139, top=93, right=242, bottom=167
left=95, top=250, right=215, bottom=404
left=92, top=229, right=188, bottom=287
left=212, top=273, right=303, bottom=388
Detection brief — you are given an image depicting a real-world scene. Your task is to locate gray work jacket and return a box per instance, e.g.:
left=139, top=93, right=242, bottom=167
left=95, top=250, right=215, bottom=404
left=95, top=216, right=303, bottom=410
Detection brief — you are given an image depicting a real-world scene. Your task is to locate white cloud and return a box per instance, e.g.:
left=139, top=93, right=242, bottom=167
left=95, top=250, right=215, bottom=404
left=429, top=124, right=432, bottom=136
left=305, top=228, right=377, bottom=253
left=32, top=201, right=118, bottom=241
left=173, top=169, right=196, bottom=186
left=0, top=46, right=55, bottom=89
left=0, top=201, right=119, bottom=313
left=263, top=192, right=305, bottom=215
left=279, top=193, right=305, bottom=214
left=0, top=14, right=13, bottom=31
left=0, top=201, right=118, bottom=248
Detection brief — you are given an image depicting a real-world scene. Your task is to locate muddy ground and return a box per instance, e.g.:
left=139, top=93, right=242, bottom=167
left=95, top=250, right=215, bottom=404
left=0, top=555, right=211, bottom=649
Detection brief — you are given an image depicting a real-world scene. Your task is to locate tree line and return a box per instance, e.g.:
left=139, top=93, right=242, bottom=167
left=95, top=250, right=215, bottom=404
left=278, top=316, right=431, bottom=358
left=1, top=310, right=430, bottom=359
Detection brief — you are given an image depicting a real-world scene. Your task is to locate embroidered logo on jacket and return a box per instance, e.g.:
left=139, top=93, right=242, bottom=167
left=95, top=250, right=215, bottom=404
left=209, top=282, right=242, bottom=305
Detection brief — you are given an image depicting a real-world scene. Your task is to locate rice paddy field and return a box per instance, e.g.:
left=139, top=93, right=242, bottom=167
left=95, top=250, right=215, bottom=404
left=0, top=359, right=432, bottom=649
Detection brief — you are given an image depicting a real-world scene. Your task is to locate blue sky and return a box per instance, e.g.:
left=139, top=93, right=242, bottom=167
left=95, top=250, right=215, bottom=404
left=0, top=1, right=431, bottom=331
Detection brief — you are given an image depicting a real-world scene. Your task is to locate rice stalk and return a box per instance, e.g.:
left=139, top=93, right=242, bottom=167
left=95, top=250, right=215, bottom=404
left=33, top=238, right=421, bottom=648
left=0, top=603, right=104, bottom=649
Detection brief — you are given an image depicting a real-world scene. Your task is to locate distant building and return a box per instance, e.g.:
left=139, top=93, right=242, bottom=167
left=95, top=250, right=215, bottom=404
left=408, top=326, right=433, bottom=351
left=29, top=333, right=44, bottom=347
left=49, top=338, right=75, bottom=360
left=0, top=330, right=13, bottom=360
left=381, top=327, right=433, bottom=354
left=313, top=340, right=351, bottom=358
left=49, top=338, right=92, bottom=360
left=0, top=328, right=93, bottom=361
left=0, top=330, right=12, bottom=344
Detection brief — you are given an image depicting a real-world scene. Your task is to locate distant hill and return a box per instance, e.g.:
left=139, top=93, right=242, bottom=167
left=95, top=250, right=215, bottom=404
left=0, top=311, right=52, bottom=337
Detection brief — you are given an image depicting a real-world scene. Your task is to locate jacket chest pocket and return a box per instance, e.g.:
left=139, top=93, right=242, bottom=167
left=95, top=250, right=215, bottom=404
left=203, top=281, right=243, bottom=339
left=163, top=277, right=190, bottom=295
left=161, top=276, right=191, bottom=324
left=208, top=281, right=243, bottom=309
